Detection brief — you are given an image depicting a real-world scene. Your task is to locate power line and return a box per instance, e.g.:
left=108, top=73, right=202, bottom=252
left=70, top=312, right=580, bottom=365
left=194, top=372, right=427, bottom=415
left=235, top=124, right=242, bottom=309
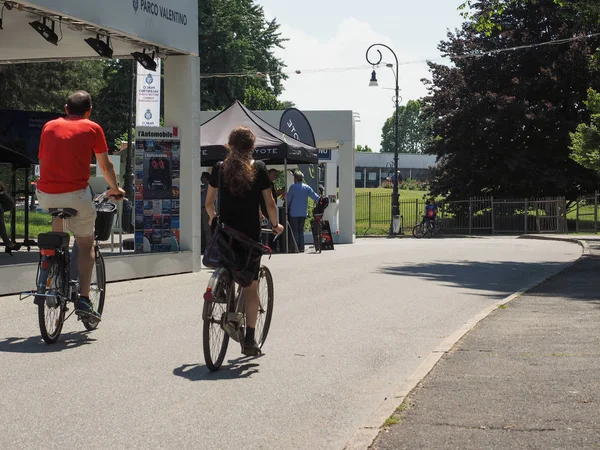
left=199, top=32, right=600, bottom=79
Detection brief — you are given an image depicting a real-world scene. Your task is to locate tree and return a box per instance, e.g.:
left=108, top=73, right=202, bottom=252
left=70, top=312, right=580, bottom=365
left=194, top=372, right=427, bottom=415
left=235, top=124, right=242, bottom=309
left=570, top=88, right=600, bottom=172
left=380, top=100, right=429, bottom=153
left=0, top=61, right=106, bottom=112
left=355, top=145, right=373, bottom=152
left=199, top=0, right=288, bottom=110
left=460, top=0, right=600, bottom=34
left=0, top=59, right=134, bottom=153
left=93, top=61, right=134, bottom=151
left=424, top=0, right=600, bottom=201
left=243, top=85, right=293, bottom=110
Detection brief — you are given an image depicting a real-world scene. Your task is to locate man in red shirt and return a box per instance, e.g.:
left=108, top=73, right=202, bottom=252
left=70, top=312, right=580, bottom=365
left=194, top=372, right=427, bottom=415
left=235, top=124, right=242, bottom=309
left=37, top=90, right=124, bottom=321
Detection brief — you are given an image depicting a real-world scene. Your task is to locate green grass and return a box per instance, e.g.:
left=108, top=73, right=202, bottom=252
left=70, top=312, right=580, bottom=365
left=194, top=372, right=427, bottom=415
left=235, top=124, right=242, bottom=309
left=355, top=188, right=432, bottom=235
left=10, top=211, right=53, bottom=239
left=383, top=416, right=400, bottom=427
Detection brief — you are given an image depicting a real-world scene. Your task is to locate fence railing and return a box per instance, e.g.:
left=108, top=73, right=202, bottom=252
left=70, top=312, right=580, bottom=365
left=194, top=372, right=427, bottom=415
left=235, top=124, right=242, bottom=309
left=355, top=192, right=569, bottom=236
left=573, top=192, right=599, bottom=234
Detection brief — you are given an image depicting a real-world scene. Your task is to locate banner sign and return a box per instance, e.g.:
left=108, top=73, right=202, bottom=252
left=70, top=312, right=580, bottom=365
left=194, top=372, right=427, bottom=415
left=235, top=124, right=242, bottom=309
left=134, top=127, right=181, bottom=253
left=24, top=0, right=199, bottom=55
left=0, top=110, right=62, bottom=163
left=136, top=59, right=162, bottom=128
left=318, top=149, right=332, bottom=161
left=279, top=108, right=319, bottom=192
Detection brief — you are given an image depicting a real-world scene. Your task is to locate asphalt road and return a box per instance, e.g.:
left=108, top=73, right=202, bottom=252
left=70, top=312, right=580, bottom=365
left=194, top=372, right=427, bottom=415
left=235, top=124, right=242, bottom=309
left=0, top=238, right=580, bottom=449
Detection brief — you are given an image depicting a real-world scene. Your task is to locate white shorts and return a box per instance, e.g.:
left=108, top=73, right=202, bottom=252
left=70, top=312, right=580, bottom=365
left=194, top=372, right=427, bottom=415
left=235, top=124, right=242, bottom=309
left=37, top=187, right=96, bottom=238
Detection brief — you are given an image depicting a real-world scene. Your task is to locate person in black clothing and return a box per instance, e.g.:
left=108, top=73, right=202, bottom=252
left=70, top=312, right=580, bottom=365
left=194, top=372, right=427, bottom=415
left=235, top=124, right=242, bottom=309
left=200, top=172, right=211, bottom=252
left=260, top=168, right=283, bottom=248
left=205, top=126, right=284, bottom=357
left=0, top=181, right=21, bottom=255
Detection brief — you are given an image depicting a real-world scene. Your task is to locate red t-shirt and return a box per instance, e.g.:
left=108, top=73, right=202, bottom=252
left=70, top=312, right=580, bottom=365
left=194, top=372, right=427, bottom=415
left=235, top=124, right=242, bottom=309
left=37, top=117, right=108, bottom=194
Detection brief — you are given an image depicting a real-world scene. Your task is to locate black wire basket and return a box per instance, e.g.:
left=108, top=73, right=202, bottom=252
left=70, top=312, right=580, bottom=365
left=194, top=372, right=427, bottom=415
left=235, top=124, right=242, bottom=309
left=95, top=202, right=117, bottom=241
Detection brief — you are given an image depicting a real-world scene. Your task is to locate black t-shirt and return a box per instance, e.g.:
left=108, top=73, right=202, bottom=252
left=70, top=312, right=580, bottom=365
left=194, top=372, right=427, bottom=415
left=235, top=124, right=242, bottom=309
left=259, top=182, right=277, bottom=217
left=210, top=160, right=271, bottom=241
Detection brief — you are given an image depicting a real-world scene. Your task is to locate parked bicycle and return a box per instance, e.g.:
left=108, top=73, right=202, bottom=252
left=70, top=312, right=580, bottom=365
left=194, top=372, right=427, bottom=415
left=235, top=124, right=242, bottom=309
left=202, top=229, right=276, bottom=371
left=311, top=196, right=330, bottom=253
left=20, top=192, right=120, bottom=344
left=412, top=218, right=444, bottom=239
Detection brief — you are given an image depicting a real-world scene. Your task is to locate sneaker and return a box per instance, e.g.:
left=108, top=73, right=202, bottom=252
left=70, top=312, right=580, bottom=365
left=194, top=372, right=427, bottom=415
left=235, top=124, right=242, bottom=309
left=76, top=297, right=101, bottom=322
left=242, top=340, right=262, bottom=357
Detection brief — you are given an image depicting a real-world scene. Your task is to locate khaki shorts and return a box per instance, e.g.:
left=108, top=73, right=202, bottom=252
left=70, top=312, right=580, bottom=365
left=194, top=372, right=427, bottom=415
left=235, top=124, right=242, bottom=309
left=37, top=187, right=96, bottom=238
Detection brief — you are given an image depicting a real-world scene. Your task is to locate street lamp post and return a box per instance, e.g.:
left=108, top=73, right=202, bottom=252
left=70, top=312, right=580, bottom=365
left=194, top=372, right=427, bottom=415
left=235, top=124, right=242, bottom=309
left=366, top=43, right=401, bottom=236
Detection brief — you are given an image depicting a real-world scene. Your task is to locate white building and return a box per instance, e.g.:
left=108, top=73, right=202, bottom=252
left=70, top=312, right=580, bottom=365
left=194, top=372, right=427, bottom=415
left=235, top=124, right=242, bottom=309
left=354, top=153, right=436, bottom=188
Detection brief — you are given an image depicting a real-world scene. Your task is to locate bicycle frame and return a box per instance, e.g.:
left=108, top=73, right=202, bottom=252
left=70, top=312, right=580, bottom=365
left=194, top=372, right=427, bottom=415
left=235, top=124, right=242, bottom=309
left=223, top=281, right=246, bottom=344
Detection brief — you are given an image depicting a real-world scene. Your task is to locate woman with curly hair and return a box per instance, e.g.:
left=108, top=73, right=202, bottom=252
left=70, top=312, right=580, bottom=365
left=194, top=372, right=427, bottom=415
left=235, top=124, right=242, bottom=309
left=205, top=126, right=284, bottom=356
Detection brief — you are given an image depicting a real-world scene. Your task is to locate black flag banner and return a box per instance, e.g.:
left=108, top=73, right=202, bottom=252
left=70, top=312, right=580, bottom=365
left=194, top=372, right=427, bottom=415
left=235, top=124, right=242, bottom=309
left=279, top=108, right=319, bottom=194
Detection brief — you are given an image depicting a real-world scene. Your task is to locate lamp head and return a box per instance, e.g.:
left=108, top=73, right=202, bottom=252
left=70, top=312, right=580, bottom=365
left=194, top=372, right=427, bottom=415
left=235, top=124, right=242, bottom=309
left=369, top=70, right=378, bottom=87
left=85, top=34, right=113, bottom=59
left=131, top=49, right=158, bottom=72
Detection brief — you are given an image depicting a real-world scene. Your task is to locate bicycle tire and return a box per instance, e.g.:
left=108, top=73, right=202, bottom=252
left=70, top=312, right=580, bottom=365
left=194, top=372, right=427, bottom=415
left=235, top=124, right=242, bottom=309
left=412, top=223, right=426, bottom=238
left=203, top=269, right=233, bottom=371
left=83, top=249, right=105, bottom=331
left=315, top=222, right=322, bottom=254
left=38, top=257, right=66, bottom=344
left=255, top=266, right=274, bottom=348
left=425, top=224, right=434, bottom=238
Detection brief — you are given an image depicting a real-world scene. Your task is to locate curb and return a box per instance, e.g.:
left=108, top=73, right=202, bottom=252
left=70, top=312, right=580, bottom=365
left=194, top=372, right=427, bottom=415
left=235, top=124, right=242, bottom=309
left=517, top=234, right=590, bottom=255
left=343, top=238, right=586, bottom=450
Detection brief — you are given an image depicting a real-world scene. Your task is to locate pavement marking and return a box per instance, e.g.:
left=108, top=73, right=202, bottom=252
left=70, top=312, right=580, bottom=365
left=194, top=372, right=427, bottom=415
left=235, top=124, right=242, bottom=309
left=343, top=238, right=585, bottom=450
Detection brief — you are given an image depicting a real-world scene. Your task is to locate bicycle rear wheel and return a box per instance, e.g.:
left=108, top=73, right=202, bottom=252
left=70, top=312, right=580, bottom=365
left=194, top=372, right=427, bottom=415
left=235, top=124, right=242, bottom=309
left=203, top=269, right=233, bottom=371
left=38, top=257, right=66, bottom=344
left=315, top=222, right=322, bottom=254
left=255, top=266, right=274, bottom=348
left=412, top=223, right=426, bottom=238
left=83, top=249, right=105, bottom=331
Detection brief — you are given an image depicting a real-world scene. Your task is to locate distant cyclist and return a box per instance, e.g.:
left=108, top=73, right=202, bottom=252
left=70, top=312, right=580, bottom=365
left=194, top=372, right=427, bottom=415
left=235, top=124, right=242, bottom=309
left=36, top=90, right=125, bottom=321
left=422, top=199, right=438, bottom=225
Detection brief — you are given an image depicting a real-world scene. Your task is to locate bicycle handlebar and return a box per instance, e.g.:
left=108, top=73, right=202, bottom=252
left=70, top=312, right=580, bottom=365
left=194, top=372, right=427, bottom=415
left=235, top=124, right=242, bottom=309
left=94, top=192, right=126, bottom=203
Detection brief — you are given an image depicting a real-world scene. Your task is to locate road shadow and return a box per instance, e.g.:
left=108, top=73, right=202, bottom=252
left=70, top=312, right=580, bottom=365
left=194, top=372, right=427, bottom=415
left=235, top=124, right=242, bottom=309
left=377, top=260, right=567, bottom=299
left=527, top=253, right=600, bottom=306
left=173, top=356, right=262, bottom=381
left=0, top=332, right=96, bottom=354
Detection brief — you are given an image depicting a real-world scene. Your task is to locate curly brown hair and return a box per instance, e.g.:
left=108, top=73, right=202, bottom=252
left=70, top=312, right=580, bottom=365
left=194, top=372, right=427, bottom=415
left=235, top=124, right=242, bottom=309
left=222, top=126, right=257, bottom=196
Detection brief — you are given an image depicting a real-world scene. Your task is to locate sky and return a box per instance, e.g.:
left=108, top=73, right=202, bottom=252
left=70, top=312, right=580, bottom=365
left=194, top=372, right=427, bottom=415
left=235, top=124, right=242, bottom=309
left=255, top=0, right=466, bottom=152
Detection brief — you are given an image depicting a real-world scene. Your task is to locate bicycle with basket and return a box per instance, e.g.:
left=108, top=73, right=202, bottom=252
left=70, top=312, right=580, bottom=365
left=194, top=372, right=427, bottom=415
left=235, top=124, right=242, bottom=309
left=20, top=192, right=119, bottom=344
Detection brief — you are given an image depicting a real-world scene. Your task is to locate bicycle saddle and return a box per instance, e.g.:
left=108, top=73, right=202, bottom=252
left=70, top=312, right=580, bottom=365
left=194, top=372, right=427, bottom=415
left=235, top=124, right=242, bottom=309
left=48, top=208, right=78, bottom=219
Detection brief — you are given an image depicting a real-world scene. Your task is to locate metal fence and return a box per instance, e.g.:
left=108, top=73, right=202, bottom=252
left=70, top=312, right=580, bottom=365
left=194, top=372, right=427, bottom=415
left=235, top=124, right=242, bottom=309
left=355, top=192, right=568, bottom=236
left=573, top=192, right=599, bottom=234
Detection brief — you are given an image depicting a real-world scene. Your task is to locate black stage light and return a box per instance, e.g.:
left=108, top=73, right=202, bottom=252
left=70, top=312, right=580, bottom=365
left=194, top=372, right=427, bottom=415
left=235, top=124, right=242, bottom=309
left=85, top=34, right=113, bottom=59
left=29, top=18, right=58, bottom=46
left=131, top=49, right=157, bottom=71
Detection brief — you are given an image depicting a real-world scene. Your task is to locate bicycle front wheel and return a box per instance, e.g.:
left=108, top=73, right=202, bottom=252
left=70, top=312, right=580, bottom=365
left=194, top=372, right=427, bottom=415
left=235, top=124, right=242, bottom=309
left=203, top=269, right=233, bottom=371
left=83, top=249, right=105, bottom=331
left=256, top=266, right=274, bottom=348
left=38, top=258, right=66, bottom=344
left=412, top=223, right=426, bottom=239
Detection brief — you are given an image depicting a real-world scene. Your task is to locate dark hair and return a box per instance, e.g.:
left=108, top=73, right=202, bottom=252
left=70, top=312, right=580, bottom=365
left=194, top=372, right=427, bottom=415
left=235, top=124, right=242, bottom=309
left=223, top=126, right=256, bottom=196
left=66, top=90, right=92, bottom=116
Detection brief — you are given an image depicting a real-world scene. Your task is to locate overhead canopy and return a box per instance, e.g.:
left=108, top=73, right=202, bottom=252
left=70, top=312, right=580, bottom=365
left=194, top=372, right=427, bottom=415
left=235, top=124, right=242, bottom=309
left=200, top=100, right=319, bottom=167
left=0, top=1, right=198, bottom=63
left=0, top=145, right=36, bottom=168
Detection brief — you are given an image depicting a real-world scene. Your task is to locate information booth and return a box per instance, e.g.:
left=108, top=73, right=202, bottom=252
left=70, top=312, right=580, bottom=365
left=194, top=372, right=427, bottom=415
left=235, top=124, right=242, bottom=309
left=0, top=0, right=201, bottom=296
